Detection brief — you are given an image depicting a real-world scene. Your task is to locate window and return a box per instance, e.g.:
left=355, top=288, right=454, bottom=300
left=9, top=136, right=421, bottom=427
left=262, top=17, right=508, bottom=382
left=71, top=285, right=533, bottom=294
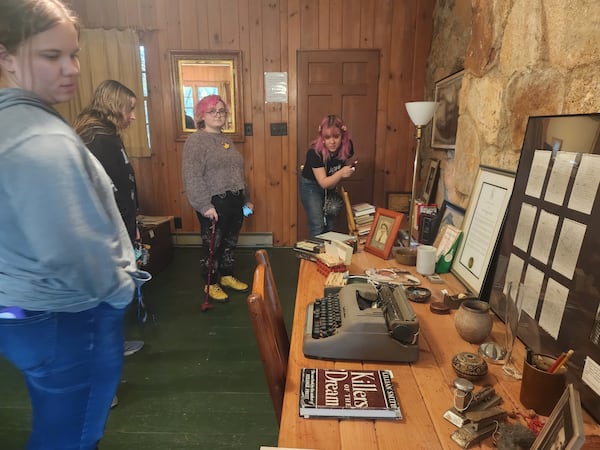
left=139, top=45, right=151, bottom=148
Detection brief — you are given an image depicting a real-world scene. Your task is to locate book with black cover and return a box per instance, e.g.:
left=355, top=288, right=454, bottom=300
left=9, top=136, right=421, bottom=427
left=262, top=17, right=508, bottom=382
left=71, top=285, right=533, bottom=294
left=299, top=368, right=402, bottom=420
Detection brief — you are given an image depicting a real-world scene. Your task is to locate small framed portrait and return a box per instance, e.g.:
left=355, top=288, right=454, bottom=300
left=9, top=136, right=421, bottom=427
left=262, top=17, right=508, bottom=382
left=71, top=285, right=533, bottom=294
left=364, top=208, right=404, bottom=260
left=432, top=70, right=464, bottom=149
left=386, top=192, right=411, bottom=213
left=432, top=200, right=466, bottom=238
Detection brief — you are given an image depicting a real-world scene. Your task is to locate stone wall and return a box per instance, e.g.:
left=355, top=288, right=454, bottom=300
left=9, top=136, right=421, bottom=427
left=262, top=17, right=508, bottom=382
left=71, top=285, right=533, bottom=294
left=425, top=0, right=600, bottom=208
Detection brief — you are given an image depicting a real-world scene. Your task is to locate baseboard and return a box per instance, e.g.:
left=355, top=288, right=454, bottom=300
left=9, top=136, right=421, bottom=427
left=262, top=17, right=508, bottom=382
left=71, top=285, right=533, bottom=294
left=172, top=232, right=273, bottom=247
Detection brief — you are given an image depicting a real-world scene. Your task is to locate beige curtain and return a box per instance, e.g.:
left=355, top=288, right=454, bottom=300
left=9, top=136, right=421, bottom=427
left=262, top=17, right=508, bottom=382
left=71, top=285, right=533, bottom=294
left=55, top=28, right=151, bottom=157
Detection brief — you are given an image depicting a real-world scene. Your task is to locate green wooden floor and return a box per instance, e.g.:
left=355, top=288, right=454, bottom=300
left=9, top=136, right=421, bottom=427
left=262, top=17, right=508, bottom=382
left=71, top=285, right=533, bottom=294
left=0, top=247, right=299, bottom=450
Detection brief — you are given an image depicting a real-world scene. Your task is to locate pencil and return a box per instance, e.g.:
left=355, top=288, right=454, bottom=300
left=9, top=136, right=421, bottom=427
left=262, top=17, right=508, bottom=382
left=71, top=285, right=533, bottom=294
left=549, top=349, right=574, bottom=374
left=546, top=351, right=566, bottom=373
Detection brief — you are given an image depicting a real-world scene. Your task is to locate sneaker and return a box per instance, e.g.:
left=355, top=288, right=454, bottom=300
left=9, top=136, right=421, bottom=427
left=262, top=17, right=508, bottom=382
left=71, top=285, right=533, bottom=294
left=111, top=395, right=119, bottom=409
left=204, top=284, right=229, bottom=302
left=220, top=276, right=248, bottom=292
left=124, top=340, right=144, bottom=356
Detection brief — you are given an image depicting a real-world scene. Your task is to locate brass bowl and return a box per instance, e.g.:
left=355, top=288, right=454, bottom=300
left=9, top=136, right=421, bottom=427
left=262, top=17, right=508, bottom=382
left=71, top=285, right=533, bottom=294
left=394, top=247, right=417, bottom=266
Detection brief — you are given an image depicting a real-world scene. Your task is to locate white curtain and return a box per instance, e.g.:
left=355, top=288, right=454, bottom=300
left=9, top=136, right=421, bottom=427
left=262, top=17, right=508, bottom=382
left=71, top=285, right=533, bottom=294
left=55, top=28, right=150, bottom=157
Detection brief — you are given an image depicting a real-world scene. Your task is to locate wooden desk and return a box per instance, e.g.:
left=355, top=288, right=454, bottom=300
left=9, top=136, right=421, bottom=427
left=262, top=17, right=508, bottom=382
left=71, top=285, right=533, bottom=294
left=278, top=250, right=600, bottom=450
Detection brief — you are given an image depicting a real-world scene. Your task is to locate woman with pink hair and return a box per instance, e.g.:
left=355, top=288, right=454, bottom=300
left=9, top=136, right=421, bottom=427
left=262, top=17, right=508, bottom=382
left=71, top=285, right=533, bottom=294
left=300, top=115, right=357, bottom=236
left=182, top=95, right=253, bottom=302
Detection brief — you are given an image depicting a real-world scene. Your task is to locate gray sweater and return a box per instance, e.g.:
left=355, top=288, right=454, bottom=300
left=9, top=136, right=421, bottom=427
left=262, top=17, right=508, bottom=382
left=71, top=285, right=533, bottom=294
left=0, top=89, right=149, bottom=313
left=182, top=130, right=249, bottom=214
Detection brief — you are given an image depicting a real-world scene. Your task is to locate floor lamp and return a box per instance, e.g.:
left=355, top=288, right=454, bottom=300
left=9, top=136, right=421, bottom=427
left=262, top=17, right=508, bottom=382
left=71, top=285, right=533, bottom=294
left=404, top=101, right=437, bottom=249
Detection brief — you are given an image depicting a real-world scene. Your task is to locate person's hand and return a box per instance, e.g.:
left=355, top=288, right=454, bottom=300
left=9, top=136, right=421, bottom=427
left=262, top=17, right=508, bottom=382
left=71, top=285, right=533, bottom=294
left=339, top=165, right=356, bottom=178
left=204, top=207, right=218, bottom=221
left=245, top=201, right=254, bottom=211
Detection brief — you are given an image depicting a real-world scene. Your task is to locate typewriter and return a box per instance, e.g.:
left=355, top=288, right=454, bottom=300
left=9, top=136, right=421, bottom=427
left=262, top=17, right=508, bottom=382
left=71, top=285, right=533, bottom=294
left=302, top=283, right=420, bottom=362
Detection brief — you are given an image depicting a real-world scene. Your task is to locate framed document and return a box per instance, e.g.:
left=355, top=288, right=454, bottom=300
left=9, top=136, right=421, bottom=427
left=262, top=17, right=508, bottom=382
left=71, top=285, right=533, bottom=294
left=483, top=113, right=600, bottom=423
left=451, top=165, right=515, bottom=296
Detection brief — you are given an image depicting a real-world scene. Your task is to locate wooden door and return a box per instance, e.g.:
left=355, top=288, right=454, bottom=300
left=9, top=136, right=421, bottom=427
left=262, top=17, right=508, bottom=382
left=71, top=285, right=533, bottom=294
left=297, top=49, right=380, bottom=240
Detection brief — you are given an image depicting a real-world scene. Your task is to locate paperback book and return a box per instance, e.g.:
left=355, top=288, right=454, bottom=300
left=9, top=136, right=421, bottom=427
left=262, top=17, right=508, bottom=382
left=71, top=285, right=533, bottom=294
left=299, top=368, right=402, bottom=420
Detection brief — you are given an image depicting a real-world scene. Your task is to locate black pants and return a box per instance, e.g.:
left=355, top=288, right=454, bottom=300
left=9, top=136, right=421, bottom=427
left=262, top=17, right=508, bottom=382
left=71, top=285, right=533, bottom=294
left=196, top=190, right=245, bottom=283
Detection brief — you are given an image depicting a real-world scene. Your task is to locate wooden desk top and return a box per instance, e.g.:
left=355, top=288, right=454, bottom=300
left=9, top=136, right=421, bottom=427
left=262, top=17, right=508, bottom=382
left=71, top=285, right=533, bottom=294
left=278, top=249, right=600, bottom=450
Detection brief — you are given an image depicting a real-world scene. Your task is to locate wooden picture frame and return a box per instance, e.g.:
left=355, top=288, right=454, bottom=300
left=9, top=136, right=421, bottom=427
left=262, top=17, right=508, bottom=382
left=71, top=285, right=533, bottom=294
left=432, top=70, right=464, bottom=149
left=364, top=208, right=404, bottom=260
left=451, top=165, right=515, bottom=296
left=422, top=159, right=440, bottom=204
left=386, top=192, right=411, bottom=213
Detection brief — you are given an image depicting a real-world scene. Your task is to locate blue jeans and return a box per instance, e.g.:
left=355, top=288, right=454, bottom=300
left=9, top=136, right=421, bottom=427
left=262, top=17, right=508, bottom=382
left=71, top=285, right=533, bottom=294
left=0, top=302, right=126, bottom=450
left=299, top=176, right=336, bottom=237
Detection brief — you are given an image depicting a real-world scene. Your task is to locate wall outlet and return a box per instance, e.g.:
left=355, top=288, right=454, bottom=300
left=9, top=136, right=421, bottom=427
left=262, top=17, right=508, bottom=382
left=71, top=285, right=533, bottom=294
left=174, top=217, right=182, bottom=229
left=244, top=123, right=253, bottom=136
left=270, top=122, right=287, bottom=136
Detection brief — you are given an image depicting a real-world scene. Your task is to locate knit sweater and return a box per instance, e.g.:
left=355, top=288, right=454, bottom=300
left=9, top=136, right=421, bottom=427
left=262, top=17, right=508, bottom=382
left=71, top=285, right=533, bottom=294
left=182, top=130, right=249, bottom=214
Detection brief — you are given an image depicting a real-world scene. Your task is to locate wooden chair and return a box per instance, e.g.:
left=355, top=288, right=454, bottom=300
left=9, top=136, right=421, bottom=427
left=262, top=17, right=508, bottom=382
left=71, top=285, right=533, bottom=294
left=255, top=249, right=289, bottom=361
left=247, top=250, right=290, bottom=425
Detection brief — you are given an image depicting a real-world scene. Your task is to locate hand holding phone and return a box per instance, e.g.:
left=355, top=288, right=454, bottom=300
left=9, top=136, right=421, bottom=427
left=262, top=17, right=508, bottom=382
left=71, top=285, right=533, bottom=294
left=351, top=160, right=358, bottom=167
left=242, top=205, right=253, bottom=217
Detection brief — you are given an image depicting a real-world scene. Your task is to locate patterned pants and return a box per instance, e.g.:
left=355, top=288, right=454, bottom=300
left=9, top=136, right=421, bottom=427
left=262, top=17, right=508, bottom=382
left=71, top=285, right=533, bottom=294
left=196, top=190, right=245, bottom=283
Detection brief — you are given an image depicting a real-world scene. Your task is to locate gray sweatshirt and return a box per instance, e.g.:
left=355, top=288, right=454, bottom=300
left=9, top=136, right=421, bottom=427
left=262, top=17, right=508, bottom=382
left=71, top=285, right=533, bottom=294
left=0, top=88, right=149, bottom=313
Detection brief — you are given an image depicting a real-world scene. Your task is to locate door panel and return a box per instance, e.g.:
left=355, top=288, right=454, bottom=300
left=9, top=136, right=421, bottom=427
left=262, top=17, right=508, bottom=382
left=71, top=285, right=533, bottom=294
left=297, top=50, right=380, bottom=240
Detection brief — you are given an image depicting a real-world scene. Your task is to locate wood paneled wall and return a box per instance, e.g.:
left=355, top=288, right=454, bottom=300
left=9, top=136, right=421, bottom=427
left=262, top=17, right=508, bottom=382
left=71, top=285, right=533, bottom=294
left=68, top=0, right=434, bottom=246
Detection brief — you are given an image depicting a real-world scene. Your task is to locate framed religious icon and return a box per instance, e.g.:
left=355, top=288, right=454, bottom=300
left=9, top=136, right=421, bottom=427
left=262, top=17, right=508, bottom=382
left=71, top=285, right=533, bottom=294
left=432, top=70, right=464, bottom=149
left=364, top=208, right=404, bottom=260
left=451, top=165, right=515, bottom=296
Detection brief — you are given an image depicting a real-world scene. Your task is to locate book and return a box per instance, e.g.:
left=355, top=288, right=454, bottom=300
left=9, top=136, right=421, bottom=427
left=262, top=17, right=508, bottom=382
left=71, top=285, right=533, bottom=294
left=299, top=368, right=402, bottom=420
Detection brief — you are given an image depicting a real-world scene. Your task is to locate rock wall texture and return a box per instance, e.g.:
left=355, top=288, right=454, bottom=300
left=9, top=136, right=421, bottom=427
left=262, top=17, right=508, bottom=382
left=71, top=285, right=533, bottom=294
left=424, top=0, right=600, bottom=208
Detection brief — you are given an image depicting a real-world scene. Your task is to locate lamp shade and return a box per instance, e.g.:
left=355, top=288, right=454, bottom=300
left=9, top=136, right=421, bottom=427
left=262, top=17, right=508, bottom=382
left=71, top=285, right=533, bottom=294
left=405, top=101, right=437, bottom=126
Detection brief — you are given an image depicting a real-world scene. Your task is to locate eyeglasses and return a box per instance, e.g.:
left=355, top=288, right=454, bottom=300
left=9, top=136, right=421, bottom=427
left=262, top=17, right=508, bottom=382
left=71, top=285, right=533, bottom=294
left=322, top=134, right=341, bottom=140
left=206, top=109, right=228, bottom=117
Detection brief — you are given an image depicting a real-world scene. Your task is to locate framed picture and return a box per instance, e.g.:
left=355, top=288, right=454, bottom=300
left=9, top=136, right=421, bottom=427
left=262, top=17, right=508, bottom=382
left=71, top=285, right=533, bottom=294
left=364, top=208, right=404, bottom=260
left=432, top=70, right=464, bottom=149
left=531, top=384, right=584, bottom=450
left=483, top=113, right=600, bottom=422
left=451, top=165, right=515, bottom=296
left=422, top=159, right=440, bottom=204
left=386, top=192, right=411, bottom=213
left=432, top=200, right=466, bottom=238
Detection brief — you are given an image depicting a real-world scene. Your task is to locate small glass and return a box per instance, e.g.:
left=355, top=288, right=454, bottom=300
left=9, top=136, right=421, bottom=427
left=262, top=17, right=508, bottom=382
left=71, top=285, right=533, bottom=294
left=502, top=281, right=525, bottom=379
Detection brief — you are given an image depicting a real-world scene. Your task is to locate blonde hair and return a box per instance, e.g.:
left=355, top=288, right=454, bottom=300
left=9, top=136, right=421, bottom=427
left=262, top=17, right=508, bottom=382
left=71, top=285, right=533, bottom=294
left=74, top=80, right=136, bottom=144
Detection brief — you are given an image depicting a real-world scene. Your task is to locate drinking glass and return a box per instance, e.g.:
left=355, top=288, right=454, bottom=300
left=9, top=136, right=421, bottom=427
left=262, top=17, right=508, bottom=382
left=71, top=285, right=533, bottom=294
left=503, top=281, right=525, bottom=379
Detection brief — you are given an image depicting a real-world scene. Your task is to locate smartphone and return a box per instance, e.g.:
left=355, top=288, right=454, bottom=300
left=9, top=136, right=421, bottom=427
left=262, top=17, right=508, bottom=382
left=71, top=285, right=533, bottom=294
left=351, top=160, right=359, bottom=167
left=242, top=205, right=253, bottom=217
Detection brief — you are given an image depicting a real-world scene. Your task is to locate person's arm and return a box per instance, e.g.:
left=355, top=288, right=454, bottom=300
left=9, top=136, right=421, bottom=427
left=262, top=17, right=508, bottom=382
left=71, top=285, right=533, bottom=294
left=5, top=133, right=135, bottom=300
left=182, top=134, right=214, bottom=216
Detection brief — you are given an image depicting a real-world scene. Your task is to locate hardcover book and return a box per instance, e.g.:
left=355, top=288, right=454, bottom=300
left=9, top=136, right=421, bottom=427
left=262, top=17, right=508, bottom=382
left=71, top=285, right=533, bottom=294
left=299, top=368, right=402, bottom=420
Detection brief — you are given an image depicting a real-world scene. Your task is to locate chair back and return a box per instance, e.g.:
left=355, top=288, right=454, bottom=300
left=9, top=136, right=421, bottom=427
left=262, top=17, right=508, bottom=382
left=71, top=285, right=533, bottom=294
left=255, top=249, right=290, bottom=361
left=247, top=251, right=290, bottom=425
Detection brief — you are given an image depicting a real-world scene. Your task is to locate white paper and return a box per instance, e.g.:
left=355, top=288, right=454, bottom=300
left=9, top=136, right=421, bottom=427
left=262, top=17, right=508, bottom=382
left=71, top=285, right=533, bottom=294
left=264, top=72, right=288, bottom=103
left=568, top=153, right=600, bottom=214
left=522, top=264, right=544, bottom=319
left=582, top=357, right=600, bottom=397
left=526, top=150, right=551, bottom=198
left=539, top=278, right=568, bottom=340
left=459, top=182, right=509, bottom=278
left=530, top=210, right=559, bottom=265
left=552, top=218, right=586, bottom=280
left=504, top=254, right=525, bottom=296
left=544, top=152, right=577, bottom=206
left=513, top=203, right=536, bottom=252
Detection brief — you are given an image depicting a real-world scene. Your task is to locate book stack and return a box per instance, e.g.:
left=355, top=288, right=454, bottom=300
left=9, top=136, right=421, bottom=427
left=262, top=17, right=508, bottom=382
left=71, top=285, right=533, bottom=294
left=351, top=202, right=376, bottom=238
left=299, top=368, right=402, bottom=420
left=293, top=239, right=324, bottom=261
left=315, top=253, right=347, bottom=276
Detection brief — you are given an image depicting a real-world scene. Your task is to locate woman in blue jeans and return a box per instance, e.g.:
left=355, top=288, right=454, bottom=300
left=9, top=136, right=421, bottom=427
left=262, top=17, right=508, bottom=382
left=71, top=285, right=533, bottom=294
left=300, top=115, right=357, bottom=237
left=0, top=1, right=150, bottom=449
